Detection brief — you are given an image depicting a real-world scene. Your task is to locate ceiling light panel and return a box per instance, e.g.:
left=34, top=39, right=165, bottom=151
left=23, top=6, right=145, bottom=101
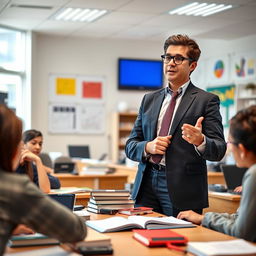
left=53, top=8, right=108, bottom=22
left=168, top=2, right=233, bottom=17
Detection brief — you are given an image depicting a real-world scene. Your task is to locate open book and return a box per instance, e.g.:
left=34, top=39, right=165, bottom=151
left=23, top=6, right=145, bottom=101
left=86, top=216, right=195, bottom=233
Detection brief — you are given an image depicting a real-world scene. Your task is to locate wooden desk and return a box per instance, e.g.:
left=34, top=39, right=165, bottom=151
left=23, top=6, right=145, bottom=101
left=204, top=191, right=241, bottom=214
left=207, top=171, right=225, bottom=185
left=53, top=173, right=128, bottom=189
left=7, top=212, right=237, bottom=256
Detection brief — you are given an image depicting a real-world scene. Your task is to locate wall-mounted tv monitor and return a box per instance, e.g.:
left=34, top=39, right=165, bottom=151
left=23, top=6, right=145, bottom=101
left=118, top=58, right=163, bottom=90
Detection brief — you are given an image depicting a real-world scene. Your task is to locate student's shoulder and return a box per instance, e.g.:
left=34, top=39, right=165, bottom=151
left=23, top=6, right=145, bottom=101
left=143, top=88, right=165, bottom=99
left=1, top=171, right=43, bottom=198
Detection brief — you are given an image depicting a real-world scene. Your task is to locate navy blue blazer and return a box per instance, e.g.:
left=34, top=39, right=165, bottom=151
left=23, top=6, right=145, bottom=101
left=125, top=83, right=226, bottom=210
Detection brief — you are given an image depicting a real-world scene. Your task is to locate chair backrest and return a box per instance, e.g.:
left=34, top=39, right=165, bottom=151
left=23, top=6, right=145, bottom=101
left=39, top=152, right=53, bottom=168
left=68, top=145, right=90, bottom=159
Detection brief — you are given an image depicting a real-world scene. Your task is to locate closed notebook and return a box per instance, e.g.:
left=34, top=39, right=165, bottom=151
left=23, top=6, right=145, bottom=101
left=187, top=239, right=256, bottom=256
left=133, top=229, right=188, bottom=247
left=8, top=233, right=59, bottom=247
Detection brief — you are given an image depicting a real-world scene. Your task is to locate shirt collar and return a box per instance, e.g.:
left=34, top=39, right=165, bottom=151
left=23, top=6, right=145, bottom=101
left=165, top=80, right=190, bottom=97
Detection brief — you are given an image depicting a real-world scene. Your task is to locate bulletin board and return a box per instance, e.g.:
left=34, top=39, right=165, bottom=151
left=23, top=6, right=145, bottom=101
left=48, top=74, right=106, bottom=134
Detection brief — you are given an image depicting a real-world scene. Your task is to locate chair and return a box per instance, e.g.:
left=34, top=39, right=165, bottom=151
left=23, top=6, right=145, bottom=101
left=68, top=145, right=90, bottom=159
left=39, top=152, right=53, bottom=168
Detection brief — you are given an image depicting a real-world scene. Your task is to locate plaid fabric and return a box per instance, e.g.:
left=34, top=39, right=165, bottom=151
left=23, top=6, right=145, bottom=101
left=0, top=170, right=87, bottom=255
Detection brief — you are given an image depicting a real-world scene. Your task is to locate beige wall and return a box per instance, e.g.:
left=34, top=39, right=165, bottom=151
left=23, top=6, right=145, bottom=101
left=31, top=33, right=256, bottom=161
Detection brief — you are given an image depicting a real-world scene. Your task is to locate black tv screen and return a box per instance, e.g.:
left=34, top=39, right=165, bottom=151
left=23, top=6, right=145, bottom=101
left=118, top=58, right=163, bottom=90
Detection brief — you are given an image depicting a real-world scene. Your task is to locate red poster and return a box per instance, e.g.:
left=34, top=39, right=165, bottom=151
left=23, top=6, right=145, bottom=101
left=82, top=81, right=102, bottom=99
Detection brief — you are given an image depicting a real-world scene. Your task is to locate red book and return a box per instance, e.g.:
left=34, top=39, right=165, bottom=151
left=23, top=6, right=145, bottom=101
left=118, top=207, right=153, bottom=215
left=133, top=229, right=188, bottom=248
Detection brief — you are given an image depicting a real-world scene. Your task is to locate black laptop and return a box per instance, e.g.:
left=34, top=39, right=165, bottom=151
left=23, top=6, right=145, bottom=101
left=220, top=164, right=247, bottom=194
left=68, top=145, right=90, bottom=159
left=48, top=194, right=75, bottom=211
left=54, top=162, right=75, bottom=173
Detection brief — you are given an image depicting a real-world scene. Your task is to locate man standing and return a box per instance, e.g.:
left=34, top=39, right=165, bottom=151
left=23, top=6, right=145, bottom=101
left=125, top=34, right=226, bottom=217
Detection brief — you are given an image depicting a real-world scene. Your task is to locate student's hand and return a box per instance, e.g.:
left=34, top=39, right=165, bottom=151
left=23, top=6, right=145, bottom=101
left=20, top=149, right=40, bottom=164
left=234, top=185, right=242, bottom=193
left=13, top=225, right=35, bottom=235
left=182, top=116, right=204, bottom=146
left=145, top=136, right=172, bottom=155
left=177, top=210, right=204, bottom=225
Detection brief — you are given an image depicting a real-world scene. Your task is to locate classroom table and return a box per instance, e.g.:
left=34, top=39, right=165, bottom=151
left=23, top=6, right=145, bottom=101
left=6, top=212, right=239, bottom=256
left=204, top=191, right=241, bottom=214
left=53, top=173, right=128, bottom=189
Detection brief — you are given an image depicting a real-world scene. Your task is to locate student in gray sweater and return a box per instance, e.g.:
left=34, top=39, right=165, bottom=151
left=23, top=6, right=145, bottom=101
left=177, top=105, right=256, bottom=242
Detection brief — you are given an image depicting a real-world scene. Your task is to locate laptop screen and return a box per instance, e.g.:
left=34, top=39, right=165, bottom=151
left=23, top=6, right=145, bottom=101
left=221, top=164, right=247, bottom=190
left=49, top=194, right=75, bottom=211
left=68, top=145, right=90, bottom=159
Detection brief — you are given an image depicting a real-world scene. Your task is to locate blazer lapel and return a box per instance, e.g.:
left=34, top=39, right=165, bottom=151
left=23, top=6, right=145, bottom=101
left=150, top=89, right=165, bottom=139
left=169, top=83, right=198, bottom=135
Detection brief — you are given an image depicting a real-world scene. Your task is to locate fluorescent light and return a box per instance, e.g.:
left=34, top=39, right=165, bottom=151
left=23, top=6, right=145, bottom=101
left=178, top=3, right=207, bottom=15
left=169, top=2, right=199, bottom=15
left=53, top=7, right=107, bottom=22
left=202, top=4, right=232, bottom=16
left=168, top=2, right=233, bottom=17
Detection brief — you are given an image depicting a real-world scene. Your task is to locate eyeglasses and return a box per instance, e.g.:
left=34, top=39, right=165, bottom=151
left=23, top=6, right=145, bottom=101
left=161, top=54, right=194, bottom=65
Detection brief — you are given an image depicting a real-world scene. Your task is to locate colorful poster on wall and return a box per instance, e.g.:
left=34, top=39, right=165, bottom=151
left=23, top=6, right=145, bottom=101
left=48, top=74, right=106, bottom=134
left=231, top=52, right=256, bottom=81
left=207, top=84, right=235, bottom=127
left=206, top=56, right=230, bottom=85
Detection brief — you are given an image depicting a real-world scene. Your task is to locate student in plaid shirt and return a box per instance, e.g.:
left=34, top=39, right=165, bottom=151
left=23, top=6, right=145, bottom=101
left=0, top=104, right=87, bottom=255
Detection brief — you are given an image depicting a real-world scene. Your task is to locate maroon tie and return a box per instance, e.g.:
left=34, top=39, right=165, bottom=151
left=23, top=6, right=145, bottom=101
left=151, top=91, right=180, bottom=163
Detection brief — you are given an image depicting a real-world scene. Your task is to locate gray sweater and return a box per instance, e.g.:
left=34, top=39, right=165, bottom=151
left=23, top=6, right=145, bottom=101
left=0, top=170, right=87, bottom=255
left=202, top=164, right=256, bottom=242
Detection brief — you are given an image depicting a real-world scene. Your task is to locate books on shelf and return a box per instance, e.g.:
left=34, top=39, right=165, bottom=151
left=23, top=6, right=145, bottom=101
left=187, top=239, right=256, bottom=256
left=86, top=216, right=196, bottom=233
left=8, top=233, right=59, bottom=248
left=118, top=207, right=153, bottom=215
left=133, top=229, right=188, bottom=247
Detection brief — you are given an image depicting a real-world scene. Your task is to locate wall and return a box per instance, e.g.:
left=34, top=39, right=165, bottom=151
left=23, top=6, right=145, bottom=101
left=31, top=33, right=256, bottom=160
left=32, top=34, right=162, bottom=159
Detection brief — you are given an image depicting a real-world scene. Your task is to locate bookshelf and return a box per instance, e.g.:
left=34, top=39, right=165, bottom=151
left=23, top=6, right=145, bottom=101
left=236, top=83, right=256, bottom=111
left=112, top=112, right=137, bottom=163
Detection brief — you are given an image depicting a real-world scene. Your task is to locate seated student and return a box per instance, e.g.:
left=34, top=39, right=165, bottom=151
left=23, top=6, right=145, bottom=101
left=177, top=105, right=256, bottom=242
left=0, top=104, right=87, bottom=255
left=16, top=129, right=60, bottom=192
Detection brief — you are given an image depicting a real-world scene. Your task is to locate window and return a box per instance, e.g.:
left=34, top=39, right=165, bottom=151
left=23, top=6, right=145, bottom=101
left=0, top=26, right=29, bottom=124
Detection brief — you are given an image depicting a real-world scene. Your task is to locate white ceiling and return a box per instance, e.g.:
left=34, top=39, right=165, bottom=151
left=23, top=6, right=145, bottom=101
left=0, top=0, right=256, bottom=41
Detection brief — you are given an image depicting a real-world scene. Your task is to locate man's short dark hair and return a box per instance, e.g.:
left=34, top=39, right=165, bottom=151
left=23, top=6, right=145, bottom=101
left=164, top=34, right=201, bottom=62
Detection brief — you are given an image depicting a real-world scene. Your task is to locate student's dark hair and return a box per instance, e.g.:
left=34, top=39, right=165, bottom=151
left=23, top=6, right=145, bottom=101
left=164, top=34, right=201, bottom=62
left=229, top=105, right=256, bottom=155
left=0, top=104, right=22, bottom=172
left=22, top=129, right=43, bottom=143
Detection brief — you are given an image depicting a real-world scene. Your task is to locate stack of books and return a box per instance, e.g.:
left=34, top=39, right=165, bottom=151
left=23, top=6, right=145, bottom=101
left=87, top=189, right=134, bottom=213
